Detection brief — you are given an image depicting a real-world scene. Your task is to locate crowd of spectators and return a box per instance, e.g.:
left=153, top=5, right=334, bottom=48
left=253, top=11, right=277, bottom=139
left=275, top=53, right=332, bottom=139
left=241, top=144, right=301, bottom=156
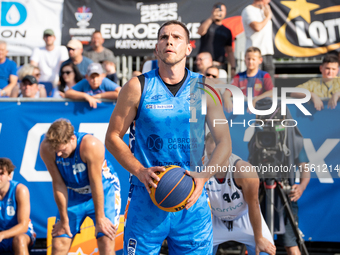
left=0, top=2, right=339, bottom=111
left=0, top=29, right=121, bottom=101
left=0, top=4, right=339, bottom=255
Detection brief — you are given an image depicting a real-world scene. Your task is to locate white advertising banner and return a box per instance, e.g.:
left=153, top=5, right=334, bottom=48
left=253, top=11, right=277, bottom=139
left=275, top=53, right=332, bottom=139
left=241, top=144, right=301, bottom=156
left=0, top=0, right=64, bottom=56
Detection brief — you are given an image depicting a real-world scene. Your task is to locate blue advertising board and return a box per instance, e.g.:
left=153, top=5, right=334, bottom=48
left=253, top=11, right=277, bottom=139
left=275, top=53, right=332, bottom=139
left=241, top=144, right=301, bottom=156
left=0, top=99, right=339, bottom=242
left=224, top=101, right=340, bottom=242
left=0, top=100, right=130, bottom=238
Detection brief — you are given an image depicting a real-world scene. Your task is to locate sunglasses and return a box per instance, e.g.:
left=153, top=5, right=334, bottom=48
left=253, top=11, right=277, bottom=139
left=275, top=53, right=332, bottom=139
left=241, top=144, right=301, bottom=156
left=61, top=71, right=73, bottom=75
left=206, top=73, right=218, bottom=78
left=67, top=47, right=76, bottom=51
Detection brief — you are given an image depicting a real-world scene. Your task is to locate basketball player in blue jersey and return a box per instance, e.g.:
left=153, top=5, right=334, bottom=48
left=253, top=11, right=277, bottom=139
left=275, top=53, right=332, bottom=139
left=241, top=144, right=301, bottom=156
left=40, top=119, right=121, bottom=255
left=0, top=158, right=36, bottom=254
left=203, top=133, right=275, bottom=255
left=105, top=20, right=232, bottom=254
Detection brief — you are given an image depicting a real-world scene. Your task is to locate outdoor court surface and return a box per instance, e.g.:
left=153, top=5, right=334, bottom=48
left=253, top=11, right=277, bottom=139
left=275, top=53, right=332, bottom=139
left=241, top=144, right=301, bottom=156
left=26, top=239, right=340, bottom=255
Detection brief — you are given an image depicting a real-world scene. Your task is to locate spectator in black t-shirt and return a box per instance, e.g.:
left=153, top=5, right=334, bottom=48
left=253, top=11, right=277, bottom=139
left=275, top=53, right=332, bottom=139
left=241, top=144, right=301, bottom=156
left=198, top=3, right=236, bottom=77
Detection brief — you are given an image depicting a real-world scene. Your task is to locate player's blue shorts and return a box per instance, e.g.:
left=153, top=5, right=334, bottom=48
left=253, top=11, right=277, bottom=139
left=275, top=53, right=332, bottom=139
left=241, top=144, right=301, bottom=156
left=124, top=184, right=213, bottom=255
left=55, top=173, right=121, bottom=239
left=0, top=222, right=36, bottom=253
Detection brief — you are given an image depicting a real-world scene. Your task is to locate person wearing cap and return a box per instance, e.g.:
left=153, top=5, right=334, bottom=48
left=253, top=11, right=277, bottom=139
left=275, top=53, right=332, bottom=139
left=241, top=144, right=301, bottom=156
left=10, top=64, right=47, bottom=98
left=18, top=75, right=46, bottom=98
left=84, top=30, right=116, bottom=64
left=0, top=40, right=18, bottom=97
left=30, top=29, right=68, bottom=86
left=60, top=39, right=93, bottom=78
left=65, top=63, right=120, bottom=108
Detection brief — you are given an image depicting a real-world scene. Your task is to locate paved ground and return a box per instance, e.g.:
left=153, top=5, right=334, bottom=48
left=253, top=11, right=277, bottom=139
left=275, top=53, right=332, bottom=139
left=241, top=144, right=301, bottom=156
left=27, top=239, right=340, bottom=254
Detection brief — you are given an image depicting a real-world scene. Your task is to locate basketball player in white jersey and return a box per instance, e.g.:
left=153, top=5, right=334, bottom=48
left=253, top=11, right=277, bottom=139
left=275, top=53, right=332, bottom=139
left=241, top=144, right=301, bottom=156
left=203, top=132, right=276, bottom=255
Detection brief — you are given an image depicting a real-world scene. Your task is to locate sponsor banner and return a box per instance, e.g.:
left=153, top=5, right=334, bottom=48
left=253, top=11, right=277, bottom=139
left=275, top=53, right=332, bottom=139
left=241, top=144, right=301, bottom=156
left=224, top=101, right=340, bottom=242
left=0, top=101, right=130, bottom=238
left=0, top=0, right=64, bottom=56
left=272, top=0, right=340, bottom=57
left=61, top=0, right=248, bottom=56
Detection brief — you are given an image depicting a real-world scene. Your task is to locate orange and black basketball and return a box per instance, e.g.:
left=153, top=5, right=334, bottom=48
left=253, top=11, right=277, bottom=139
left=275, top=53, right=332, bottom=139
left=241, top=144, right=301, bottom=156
left=149, top=165, right=195, bottom=212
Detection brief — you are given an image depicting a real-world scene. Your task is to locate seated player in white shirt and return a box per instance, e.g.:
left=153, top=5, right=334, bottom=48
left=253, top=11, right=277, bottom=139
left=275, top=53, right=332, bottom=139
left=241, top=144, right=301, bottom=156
left=203, top=132, right=276, bottom=255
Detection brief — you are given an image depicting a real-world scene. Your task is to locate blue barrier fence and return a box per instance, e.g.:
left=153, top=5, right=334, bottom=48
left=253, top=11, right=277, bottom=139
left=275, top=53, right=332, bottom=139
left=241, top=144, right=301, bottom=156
left=0, top=99, right=339, bottom=242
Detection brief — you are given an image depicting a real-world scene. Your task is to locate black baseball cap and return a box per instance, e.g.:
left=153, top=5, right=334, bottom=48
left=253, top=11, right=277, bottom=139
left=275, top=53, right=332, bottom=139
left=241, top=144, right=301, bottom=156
left=22, top=75, right=38, bottom=84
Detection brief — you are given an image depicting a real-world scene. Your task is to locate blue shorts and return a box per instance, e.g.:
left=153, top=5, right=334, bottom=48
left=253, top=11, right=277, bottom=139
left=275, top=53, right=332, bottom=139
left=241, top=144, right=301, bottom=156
left=55, top=173, right=121, bottom=239
left=0, top=222, right=36, bottom=253
left=124, top=184, right=213, bottom=255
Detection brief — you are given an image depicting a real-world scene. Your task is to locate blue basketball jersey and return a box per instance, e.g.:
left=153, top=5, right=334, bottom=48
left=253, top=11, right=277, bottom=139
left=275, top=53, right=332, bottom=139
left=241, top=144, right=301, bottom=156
left=55, top=132, right=116, bottom=199
left=0, top=180, right=19, bottom=231
left=129, top=68, right=206, bottom=186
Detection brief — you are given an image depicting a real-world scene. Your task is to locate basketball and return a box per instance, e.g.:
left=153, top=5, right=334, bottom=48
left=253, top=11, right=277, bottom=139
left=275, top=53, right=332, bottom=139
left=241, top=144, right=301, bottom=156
left=149, top=165, right=195, bottom=212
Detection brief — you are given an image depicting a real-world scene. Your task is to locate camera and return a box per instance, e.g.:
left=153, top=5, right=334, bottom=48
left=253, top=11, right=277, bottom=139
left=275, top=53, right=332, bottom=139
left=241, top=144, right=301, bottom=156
left=249, top=103, right=291, bottom=181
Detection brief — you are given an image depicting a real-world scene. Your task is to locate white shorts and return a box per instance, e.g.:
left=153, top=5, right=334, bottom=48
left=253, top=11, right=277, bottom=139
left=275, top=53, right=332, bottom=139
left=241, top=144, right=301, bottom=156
left=213, top=211, right=274, bottom=248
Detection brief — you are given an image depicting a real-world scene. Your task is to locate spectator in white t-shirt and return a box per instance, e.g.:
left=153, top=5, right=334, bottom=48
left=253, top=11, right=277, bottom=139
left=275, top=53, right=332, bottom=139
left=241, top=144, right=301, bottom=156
left=241, top=0, right=275, bottom=84
left=30, top=29, right=68, bottom=87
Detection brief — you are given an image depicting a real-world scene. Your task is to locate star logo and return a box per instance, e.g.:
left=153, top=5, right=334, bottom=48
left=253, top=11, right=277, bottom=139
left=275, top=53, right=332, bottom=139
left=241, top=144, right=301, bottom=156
left=281, top=0, right=319, bottom=23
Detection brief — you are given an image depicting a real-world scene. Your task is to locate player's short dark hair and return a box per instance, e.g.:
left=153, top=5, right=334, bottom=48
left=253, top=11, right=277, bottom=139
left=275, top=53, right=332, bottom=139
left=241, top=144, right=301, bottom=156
left=0, top=158, right=15, bottom=175
left=158, top=20, right=190, bottom=43
left=322, top=54, right=339, bottom=65
left=45, top=119, right=74, bottom=149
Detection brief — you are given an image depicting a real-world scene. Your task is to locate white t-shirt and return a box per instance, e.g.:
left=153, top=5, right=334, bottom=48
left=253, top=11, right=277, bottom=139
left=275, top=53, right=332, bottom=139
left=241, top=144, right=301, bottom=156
left=30, top=46, right=68, bottom=85
left=241, top=5, right=274, bottom=55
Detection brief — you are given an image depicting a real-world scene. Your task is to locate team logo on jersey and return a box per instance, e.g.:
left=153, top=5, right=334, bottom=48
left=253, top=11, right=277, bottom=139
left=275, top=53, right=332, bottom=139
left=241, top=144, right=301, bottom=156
left=146, top=134, right=163, bottom=152
left=72, top=163, right=86, bottom=175
left=187, top=93, right=197, bottom=104
left=7, top=198, right=13, bottom=204
left=151, top=94, right=163, bottom=100
left=254, top=83, right=262, bottom=91
left=128, top=238, right=137, bottom=255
